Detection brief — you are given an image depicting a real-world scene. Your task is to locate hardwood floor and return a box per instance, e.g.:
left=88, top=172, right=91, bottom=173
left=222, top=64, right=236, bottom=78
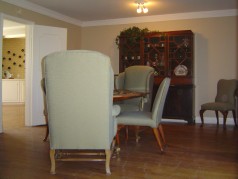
left=0, top=105, right=238, bottom=179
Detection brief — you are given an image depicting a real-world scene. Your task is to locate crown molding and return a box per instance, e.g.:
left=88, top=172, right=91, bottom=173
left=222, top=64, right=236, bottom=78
left=2, top=0, right=82, bottom=26
left=3, top=0, right=237, bottom=28
left=82, top=9, right=238, bottom=27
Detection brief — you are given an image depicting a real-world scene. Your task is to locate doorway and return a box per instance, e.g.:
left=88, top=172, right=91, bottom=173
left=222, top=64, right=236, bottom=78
left=0, top=14, right=67, bottom=133
left=2, top=19, right=26, bottom=131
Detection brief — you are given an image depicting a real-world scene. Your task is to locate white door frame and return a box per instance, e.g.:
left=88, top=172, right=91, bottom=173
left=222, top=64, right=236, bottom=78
left=1, top=13, right=34, bottom=132
left=0, top=14, right=3, bottom=133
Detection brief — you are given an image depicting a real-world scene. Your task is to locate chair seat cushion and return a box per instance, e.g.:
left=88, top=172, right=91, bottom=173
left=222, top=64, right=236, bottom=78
left=119, top=104, right=140, bottom=112
left=201, top=102, right=234, bottom=111
left=117, top=111, right=155, bottom=127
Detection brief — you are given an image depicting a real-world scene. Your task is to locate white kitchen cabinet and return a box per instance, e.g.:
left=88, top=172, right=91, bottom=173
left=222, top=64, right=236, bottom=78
left=19, top=80, right=25, bottom=102
left=2, top=79, right=25, bottom=103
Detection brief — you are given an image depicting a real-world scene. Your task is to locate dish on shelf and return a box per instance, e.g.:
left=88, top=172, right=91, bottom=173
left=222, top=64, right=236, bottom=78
left=174, top=65, right=188, bottom=76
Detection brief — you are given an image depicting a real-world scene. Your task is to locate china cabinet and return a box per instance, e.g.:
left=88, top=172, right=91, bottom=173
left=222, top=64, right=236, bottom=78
left=118, top=30, right=194, bottom=123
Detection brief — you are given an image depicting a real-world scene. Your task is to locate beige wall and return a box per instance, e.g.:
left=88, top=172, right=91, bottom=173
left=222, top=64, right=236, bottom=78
left=2, top=38, right=25, bottom=79
left=81, top=16, right=238, bottom=120
left=0, top=1, right=82, bottom=50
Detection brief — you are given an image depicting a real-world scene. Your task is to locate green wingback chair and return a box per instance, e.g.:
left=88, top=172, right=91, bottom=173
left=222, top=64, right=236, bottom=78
left=200, top=79, right=238, bottom=127
left=116, top=77, right=171, bottom=152
left=42, top=50, right=120, bottom=175
left=41, top=78, right=49, bottom=142
left=115, top=65, right=154, bottom=112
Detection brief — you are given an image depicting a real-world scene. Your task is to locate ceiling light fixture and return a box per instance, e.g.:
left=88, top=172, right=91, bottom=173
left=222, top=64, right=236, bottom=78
left=136, top=1, right=148, bottom=14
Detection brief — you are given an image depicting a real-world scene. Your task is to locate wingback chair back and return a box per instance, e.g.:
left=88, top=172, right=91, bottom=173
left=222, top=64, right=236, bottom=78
left=152, top=77, right=171, bottom=127
left=115, top=65, right=154, bottom=112
left=43, top=50, right=118, bottom=174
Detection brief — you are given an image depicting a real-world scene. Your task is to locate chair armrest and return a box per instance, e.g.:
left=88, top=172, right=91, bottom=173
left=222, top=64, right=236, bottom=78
left=115, top=72, right=125, bottom=90
left=112, top=105, right=121, bottom=116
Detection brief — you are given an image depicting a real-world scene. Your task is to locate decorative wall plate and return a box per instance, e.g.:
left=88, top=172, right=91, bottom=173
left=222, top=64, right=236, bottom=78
left=174, top=65, right=188, bottom=76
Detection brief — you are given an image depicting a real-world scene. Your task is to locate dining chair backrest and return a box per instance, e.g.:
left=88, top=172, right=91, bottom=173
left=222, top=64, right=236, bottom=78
left=215, top=79, right=238, bottom=106
left=115, top=65, right=154, bottom=112
left=124, top=66, right=154, bottom=92
left=152, top=77, right=171, bottom=126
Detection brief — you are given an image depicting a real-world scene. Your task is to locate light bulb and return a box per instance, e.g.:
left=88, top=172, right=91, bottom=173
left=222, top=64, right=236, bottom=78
left=137, top=7, right=142, bottom=13
left=143, top=7, right=148, bottom=13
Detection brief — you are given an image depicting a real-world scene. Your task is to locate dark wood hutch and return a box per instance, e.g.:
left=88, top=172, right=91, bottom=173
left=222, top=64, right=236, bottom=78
left=118, top=30, right=195, bottom=123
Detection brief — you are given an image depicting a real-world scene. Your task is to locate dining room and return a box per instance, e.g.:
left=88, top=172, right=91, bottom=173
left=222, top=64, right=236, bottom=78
left=0, top=0, right=237, bottom=178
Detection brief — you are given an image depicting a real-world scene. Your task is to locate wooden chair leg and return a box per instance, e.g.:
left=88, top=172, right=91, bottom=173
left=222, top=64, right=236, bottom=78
left=116, top=133, right=120, bottom=145
left=215, top=110, right=219, bottom=125
left=200, top=109, right=206, bottom=127
left=105, top=149, right=111, bottom=175
left=152, top=128, right=163, bottom=153
left=158, top=124, right=166, bottom=145
left=135, top=126, right=140, bottom=143
left=232, top=110, right=237, bottom=127
left=125, top=126, right=129, bottom=140
left=43, top=124, right=49, bottom=142
left=50, top=149, right=56, bottom=174
left=220, top=111, right=228, bottom=128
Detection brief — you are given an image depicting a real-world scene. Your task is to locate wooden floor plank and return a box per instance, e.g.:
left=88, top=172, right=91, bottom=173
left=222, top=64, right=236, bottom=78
left=0, top=105, right=238, bottom=178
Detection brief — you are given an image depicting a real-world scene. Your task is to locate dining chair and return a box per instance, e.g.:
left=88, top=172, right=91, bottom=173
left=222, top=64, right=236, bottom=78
left=43, top=50, right=120, bottom=175
left=116, top=77, right=171, bottom=152
left=114, top=65, right=154, bottom=143
left=200, top=79, right=238, bottom=127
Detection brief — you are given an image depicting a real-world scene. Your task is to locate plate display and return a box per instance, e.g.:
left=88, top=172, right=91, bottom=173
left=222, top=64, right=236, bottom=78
left=174, top=65, right=188, bottom=76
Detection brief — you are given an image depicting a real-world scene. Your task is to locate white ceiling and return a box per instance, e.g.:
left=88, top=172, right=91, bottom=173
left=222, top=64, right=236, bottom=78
left=2, top=0, right=237, bottom=29
left=24, top=0, right=237, bottom=21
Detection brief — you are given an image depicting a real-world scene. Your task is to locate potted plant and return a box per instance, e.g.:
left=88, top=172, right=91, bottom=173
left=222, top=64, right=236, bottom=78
left=115, top=26, right=149, bottom=48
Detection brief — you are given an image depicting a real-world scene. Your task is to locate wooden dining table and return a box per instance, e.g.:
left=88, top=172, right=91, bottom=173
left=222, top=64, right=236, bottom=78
left=113, top=89, right=148, bottom=102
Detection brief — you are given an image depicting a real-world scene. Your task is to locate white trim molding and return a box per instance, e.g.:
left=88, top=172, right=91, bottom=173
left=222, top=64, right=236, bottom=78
left=82, top=9, right=238, bottom=27
left=2, top=0, right=238, bottom=27
left=161, top=116, right=236, bottom=126
left=195, top=116, right=236, bottom=125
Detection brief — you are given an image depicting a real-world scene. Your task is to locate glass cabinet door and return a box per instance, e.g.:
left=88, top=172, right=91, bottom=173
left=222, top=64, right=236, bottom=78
left=168, top=33, right=193, bottom=78
left=119, top=36, right=142, bottom=72
left=143, top=34, right=167, bottom=77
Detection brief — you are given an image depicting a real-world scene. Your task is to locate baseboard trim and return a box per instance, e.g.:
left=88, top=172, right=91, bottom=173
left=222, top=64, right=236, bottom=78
left=161, top=117, right=236, bottom=125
